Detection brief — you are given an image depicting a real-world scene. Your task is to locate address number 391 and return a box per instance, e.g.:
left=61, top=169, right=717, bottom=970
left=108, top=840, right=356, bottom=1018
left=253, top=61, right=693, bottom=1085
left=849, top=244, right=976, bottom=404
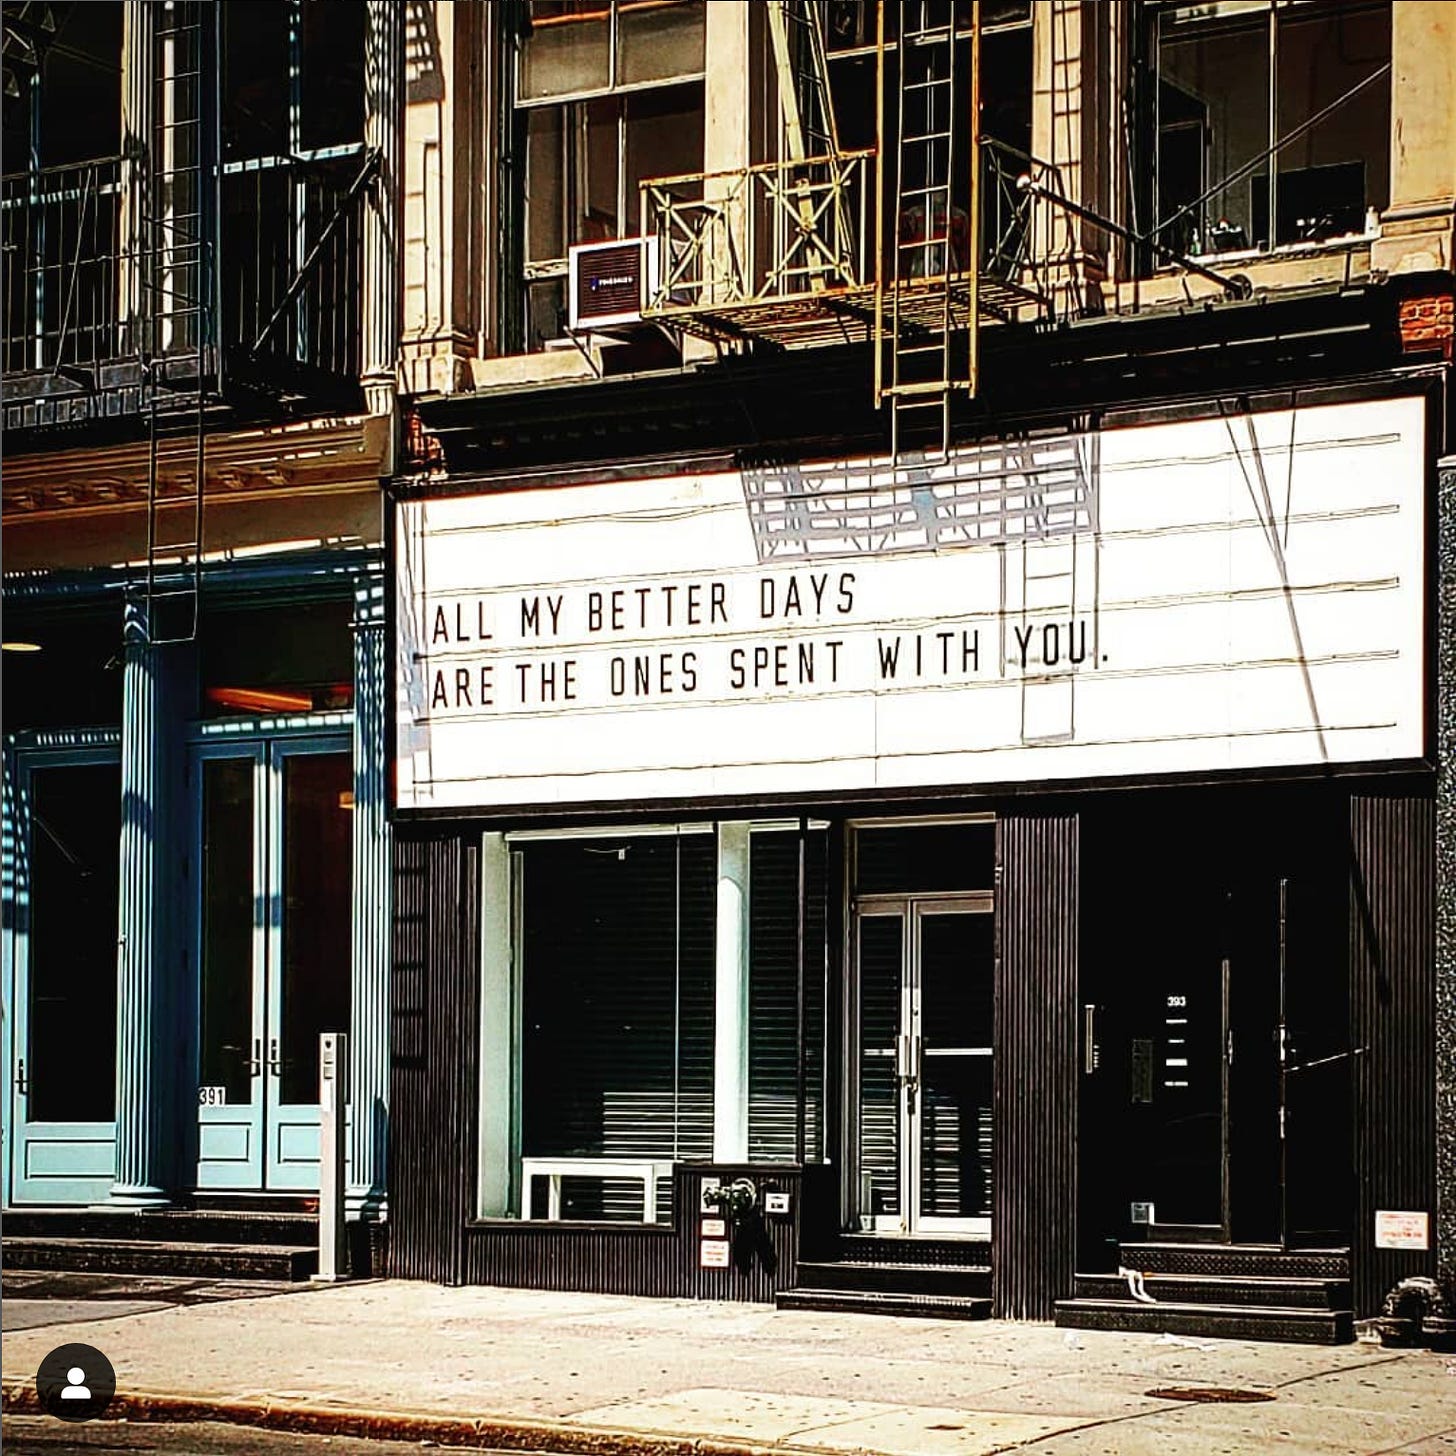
left=197, top=1086, right=228, bottom=1107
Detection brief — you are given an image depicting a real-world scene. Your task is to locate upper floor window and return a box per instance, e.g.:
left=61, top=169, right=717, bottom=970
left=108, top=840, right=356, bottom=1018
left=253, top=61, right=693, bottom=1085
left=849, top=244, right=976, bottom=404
left=509, top=1, right=706, bottom=351
left=1147, top=1, right=1390, bottom=262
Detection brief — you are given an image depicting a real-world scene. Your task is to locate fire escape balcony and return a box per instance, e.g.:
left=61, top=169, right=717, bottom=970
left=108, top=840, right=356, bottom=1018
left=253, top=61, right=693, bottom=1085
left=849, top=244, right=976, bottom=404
left=2, top=149, right=371, bottom=437
left=639, top=139, right=1060, bottom=350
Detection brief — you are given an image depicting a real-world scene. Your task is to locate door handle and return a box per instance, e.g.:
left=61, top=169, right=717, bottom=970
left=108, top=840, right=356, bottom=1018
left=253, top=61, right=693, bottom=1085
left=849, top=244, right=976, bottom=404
left=15, top=1058, right=27, bottom=1094
left=267, top=1037, right=282, bottom=1077
left=1084, top=1004, right=1097, bottom=1074
left=245, top=1038, right=262, bottom=1078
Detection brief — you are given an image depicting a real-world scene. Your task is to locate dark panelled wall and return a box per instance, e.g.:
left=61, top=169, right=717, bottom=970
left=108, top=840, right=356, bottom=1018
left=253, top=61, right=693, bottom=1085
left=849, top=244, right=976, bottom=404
left=1350, top=792, right=1437, bottom=1317
left=390, top=830, right=481, bottom=1283
left=994, top=811, right=1079, bottom=1319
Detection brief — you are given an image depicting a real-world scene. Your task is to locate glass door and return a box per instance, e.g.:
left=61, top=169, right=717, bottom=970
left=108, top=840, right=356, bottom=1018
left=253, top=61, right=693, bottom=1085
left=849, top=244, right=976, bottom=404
left=194, top=737, right=352, bottom=1191
left=6, top=750, right=122, bottom=1204
left=852, top=895, right=993, bottom=1236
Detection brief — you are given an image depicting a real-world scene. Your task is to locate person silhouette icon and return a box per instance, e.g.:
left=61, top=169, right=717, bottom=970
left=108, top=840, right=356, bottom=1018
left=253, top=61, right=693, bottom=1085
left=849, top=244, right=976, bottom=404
left=60, top=1367, right=90, bottom=1401
left=38, top=1341, right=115, bottom=1422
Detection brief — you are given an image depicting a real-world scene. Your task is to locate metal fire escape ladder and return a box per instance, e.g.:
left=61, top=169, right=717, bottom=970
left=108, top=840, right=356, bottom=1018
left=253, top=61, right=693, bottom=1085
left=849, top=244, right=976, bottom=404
left=876, top=0, right=981, bottom=464
left=142, top=0, right=212, bottom=646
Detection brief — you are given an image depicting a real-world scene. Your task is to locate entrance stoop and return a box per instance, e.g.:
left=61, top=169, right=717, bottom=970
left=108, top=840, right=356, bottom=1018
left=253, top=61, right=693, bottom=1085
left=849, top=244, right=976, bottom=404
left=777, top=1235, right=993, bottom=1321
left=1055, top=1242, right=1354, bottom=1345
left=2, top=1205, right=320, bottom=1282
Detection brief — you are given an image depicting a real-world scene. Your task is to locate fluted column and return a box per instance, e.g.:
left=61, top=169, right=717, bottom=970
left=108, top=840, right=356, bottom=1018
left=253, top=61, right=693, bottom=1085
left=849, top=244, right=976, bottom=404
left=347, top=572, right=391, bottom=1220
left=111, top=597, right=168, bottom=1206
left=362, top=0, right=405, bottom=421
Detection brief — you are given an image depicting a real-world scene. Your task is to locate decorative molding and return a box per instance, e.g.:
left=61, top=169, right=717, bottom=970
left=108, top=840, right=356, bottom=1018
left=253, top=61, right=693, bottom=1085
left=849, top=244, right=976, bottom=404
left=2, top=415, right=390, bottom=521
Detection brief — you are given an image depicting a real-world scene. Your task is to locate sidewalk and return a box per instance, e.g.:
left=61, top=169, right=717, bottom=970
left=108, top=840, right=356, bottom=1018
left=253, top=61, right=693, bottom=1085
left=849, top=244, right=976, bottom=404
left=4, top=1278, right=1456, bottom=1455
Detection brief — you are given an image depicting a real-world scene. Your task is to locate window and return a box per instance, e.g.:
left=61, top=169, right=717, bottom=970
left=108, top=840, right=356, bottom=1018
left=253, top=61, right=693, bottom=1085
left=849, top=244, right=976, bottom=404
left=200, top=599, right=354, bottom=717
left=220, top=0, right=367, bottom=382
left=1147, top=1, right=1390, bottom=261
left=508, top=1, right=706, bottom=350
left=513, top=823, right=829, bottom=1220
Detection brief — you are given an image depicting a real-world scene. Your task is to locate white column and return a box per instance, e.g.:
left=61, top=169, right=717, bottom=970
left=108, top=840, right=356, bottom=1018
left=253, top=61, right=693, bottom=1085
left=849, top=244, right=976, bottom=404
left=362, top=0, right=405, bottom=420
left=713, top=822, right=751, bottom=1162
left=478, top=832, right=515, bottom=1217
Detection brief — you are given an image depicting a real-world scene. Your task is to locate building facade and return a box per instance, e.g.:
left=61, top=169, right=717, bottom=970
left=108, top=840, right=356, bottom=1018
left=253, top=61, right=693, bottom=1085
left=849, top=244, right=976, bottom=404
left=1, top=0, right=402, bottom=1247
left=386, top=0, right=1456, bottom=1341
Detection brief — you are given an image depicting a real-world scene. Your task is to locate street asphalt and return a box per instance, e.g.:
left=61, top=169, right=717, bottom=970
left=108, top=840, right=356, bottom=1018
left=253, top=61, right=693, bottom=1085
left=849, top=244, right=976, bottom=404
left=3, top=1275, right=1456, bottom=1455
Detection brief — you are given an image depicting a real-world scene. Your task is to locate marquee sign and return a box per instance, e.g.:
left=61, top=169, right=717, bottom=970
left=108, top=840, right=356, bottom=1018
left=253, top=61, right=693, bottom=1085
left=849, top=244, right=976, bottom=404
left=394, top=395, right=1425, bottom=812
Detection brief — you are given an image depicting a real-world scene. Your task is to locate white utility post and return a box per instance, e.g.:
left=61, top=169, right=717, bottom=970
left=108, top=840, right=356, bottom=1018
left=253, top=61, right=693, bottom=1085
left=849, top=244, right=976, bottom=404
left=314, top=1032, right=348, bottom=1282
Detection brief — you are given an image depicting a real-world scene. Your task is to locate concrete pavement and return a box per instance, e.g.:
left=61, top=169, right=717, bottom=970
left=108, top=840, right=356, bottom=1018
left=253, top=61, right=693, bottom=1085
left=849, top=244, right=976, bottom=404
left=4, top=1278, right=1456, bottom=1455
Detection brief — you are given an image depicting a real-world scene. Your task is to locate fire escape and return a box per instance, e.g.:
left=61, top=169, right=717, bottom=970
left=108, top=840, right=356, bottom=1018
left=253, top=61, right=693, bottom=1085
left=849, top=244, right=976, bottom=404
left=2, top=1, right=375, bottom=643
left=638, top=0, right=1060, bottom=464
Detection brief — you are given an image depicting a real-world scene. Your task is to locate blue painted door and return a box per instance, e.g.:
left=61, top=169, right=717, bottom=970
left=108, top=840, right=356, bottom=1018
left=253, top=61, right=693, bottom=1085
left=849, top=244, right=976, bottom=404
left=194, top=737, right=351, bottom=1191
left=6, top=748, right=122, bottom=1204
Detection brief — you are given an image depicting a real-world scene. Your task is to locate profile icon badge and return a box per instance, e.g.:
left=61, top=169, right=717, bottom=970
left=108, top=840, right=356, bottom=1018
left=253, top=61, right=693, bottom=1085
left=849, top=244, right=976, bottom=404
left=37, top=1342, right=116, bottom=1422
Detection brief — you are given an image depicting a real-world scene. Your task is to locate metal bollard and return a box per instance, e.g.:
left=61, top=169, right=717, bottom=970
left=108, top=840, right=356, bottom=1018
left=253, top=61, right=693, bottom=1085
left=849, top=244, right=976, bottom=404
left=313, top=1031, right=348, bottom=1283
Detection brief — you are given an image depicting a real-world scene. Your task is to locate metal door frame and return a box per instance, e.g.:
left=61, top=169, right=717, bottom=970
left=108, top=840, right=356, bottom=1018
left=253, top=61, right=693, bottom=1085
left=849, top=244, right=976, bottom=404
left=846, top=889, right=993, bottom=1238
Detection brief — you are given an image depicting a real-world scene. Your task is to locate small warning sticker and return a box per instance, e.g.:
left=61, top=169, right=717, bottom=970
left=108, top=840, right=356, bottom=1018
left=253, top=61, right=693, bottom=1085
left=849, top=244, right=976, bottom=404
left=699, top=1239, right=731, bottom=1269
left=1375, top=1210, right=1429, bottom=1250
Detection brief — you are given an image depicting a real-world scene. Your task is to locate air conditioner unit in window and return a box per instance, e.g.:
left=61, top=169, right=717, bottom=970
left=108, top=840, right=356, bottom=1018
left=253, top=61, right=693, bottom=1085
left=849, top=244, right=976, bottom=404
left=568, top=237, right=659, bottom=332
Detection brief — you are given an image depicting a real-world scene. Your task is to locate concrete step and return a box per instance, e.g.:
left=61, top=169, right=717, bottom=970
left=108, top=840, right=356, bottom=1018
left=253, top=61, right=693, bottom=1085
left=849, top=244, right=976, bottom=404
left=1, top=1208, right=317, bottom=1248
left=777, top=1287, right=992, bottom=1321
left=794, top=1260, right=990, bottom=1297
left=1121, top=1243, right=1350, bottom=1280
left=2, top=1237, right=317, bottom=1282
left=1055, top=1297, right=1354, bottom=1346
left=1076, top=1272, right=1348, bottom=1310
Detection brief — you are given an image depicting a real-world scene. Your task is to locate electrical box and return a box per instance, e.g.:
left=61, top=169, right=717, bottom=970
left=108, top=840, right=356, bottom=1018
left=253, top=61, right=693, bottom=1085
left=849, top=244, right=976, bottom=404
left=764, top=1191, right=791, bottom=1216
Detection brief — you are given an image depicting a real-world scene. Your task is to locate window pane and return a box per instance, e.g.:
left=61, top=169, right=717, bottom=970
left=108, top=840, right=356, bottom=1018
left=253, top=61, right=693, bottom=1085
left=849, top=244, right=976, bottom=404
left=27, top=762, right=120, bottom=1122
left=301, top=0, right=366, bottom=151
left=526, top=106, right=566, bottom=260
left=200, top=759, right=256, bottom=1105
left=520, top=834, right=715, bottom=1220
left=525, top=274, right=568, bottom=346
left=1273, top=3, right=1389, bottom=245
left=1157, top=4, right=1271, bottom=256
left=35, top=2, right=122, bottom=168
left=748, top=829, right=828, bottom=1163
left=576, top=96, right=620, bottom=242
left=201, top=599, right=354, bottom=717
left=222, top=0, right=289, bottom=161
left=279, top=753, right=353, bottom=1105
left=520, top=1, right=611, bottom=102
left=616, top=0, right=705, bottom=87
left=855, top=823, right=994, bottom=894
left=624, top=83, right=703, bottom=229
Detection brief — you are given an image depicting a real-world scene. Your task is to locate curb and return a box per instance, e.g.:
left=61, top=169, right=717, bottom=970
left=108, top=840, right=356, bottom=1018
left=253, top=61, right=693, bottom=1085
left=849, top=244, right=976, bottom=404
left=0, top=1382, right=836, bottom=1456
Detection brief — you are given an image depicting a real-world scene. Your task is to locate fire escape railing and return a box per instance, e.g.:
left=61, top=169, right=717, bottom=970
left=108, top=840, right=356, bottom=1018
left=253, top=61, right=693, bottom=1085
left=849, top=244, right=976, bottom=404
left=639, top=141, right=1062, bottom=327
left=2, top=155, right=127, bottom=387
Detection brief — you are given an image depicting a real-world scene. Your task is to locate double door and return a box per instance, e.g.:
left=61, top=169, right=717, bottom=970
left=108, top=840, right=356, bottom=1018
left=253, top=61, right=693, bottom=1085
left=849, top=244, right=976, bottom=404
left=193, top=737, right=352, bottom=1191
left=853, top=895, right=994, bottom=1236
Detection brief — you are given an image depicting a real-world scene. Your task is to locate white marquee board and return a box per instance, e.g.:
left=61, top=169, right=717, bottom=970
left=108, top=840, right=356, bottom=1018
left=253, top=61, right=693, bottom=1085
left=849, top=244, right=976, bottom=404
left=394, top=395, right=1426, bottom=812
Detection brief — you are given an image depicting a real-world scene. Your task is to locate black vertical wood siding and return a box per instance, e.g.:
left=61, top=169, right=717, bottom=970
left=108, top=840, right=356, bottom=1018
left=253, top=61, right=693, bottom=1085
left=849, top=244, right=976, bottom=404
left=389, top=830, right=481, bottom=1284
left=994, top=811, right=1079, bottom=1320
left=1350, top=792, right=1437, bottom=1316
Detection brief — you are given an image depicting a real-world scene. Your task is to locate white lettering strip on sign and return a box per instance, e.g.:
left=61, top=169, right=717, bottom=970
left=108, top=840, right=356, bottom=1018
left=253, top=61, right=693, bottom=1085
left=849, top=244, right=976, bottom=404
left=395, top=396, right=1426, bottom=812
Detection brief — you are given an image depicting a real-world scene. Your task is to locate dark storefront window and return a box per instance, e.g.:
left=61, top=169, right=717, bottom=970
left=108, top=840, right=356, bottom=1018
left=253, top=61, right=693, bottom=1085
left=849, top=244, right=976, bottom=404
left=517, top=822, right=829, bottom=1219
